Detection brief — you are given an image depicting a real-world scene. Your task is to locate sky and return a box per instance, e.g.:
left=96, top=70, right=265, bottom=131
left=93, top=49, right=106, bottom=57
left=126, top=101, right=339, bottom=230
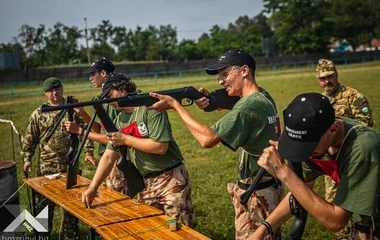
left=0, top=0, right=264, bottom=45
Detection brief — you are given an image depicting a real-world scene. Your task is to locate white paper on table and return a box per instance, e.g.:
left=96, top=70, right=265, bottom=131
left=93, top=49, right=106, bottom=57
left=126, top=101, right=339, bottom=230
left=44, top=173, right=64, bottom=180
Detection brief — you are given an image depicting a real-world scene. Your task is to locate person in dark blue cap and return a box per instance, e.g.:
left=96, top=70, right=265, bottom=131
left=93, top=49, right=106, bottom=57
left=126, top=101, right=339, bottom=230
left=148, top=49, right=283, bottom=240
left=250, top=93, right=380, bottom=240
left=67, top=59, right=127, bottom=193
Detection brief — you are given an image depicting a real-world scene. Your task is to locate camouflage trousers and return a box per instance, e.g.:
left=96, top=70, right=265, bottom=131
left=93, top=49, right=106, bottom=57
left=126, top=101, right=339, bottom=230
left=37, top=162, right=78, bottom=239
left=325, top=175, right=351, bottom=240
left=137, top=163, right=196, bottom=228
left=104, top=161, right=126, bottom=193
left=350, top=227, right=380, bottom=240
left=228, top=176, right=284, bottom=240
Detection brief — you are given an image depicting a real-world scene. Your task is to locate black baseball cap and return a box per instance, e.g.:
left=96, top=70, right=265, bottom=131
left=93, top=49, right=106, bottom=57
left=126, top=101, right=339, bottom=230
left=83, top=57, right=115, bottom=74
left=99, top=72, right=130, bottom=99
left=278, top=93, right=335, bottom=163
left=205, top=49, right=256, bottom=75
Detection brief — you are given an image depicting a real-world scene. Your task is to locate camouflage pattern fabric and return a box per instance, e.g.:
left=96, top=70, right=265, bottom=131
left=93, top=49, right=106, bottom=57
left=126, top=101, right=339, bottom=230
left=137, top=163, right=196, bottom=228
left=20, top=100, right=93, bottom=238
left=322, top=85, right=373, bottom=127
left=316, top=59, right=337, bottom=78
left=350, top=227, right=380, bottom=240
left=20, top=101, right=94, bottom=175
left=104, top=161, right=126, bottom=192
left=227, top=176, right=284, bottom=240
left=322, top=85, right=373, bottom=240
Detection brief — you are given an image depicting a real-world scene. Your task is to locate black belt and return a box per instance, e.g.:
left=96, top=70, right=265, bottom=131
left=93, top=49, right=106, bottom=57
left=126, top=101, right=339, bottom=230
left=353, top=224, right=380, bottom=236
left=238, top=177, right=280, bottom=191
left=144, top=162, right=183, bottom=179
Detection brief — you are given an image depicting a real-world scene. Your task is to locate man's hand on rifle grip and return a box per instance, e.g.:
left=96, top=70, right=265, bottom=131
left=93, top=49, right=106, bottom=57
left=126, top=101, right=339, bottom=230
left=65, top=119, right=81, bottom=135
left=195, top=87, right=210, bottom=110
left=257, top=140, right=286, bottom=179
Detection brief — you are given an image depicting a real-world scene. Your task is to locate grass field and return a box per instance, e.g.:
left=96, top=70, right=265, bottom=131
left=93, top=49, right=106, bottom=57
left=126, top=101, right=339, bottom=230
left=0, top=62, right=379, bottom=239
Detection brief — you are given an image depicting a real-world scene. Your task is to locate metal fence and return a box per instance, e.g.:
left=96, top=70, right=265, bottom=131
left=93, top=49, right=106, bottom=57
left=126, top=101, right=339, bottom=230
left=0, top=55, right=378, bottom=97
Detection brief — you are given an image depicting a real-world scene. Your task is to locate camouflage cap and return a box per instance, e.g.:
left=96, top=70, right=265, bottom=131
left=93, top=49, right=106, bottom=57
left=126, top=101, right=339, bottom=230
left=316, top=59, right=336, bottom=78
left=43, top=77, right=62, bottom=92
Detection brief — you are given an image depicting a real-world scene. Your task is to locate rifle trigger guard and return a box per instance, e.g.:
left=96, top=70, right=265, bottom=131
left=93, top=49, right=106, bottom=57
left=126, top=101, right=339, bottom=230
left=289, top=194, right=298, bottom=215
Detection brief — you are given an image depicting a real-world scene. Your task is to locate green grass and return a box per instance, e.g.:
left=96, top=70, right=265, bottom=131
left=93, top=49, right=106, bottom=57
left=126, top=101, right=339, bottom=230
left=1, top=62, right=379, bottom=239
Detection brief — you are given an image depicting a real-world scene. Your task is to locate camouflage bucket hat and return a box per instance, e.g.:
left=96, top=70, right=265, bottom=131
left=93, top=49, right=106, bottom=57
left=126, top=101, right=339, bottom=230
left=316, top=59, right=336, bottom=78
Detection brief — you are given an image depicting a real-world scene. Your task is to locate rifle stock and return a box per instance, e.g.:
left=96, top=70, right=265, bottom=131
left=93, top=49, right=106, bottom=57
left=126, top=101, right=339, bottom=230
left=93, top=103, right=145, bottom=198
left=240, top=168, right=265, bottom=206
left=285, top=161, right=308, bottom=240
left=206, top=88, right=240, bottom=111
left=66, top=96, right=78, bottom=189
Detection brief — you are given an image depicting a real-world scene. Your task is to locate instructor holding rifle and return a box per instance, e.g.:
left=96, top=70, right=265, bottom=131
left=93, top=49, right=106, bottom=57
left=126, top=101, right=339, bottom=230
left=148, top=49, right=283, bottom=240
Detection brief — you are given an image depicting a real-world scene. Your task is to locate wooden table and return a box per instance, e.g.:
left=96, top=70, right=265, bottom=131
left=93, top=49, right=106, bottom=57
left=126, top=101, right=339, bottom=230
left=96, top=215, right=209, bottom=240
left=24, top=174, right=162, bottom=228
left=24, top=174, right=210, bottom=239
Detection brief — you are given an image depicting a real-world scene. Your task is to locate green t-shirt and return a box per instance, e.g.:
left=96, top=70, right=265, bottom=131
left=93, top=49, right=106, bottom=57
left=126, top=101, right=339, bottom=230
left=107, top=106, right=183, bottom=176
left=303, top=117, right=380, bottom=226
left=99, top=104, right=120, bottom=155
left=211, top=88, right=279, bottom=180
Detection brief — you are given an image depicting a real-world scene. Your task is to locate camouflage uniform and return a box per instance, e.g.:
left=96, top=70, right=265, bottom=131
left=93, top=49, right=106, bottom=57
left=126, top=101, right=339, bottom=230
left=20, top=100, right=94, bottom=239
left=137, top=163, right=195, bottom=228
left=317, top=59, right=373, bottom=240
left=228, top=176, right=284, bottom=240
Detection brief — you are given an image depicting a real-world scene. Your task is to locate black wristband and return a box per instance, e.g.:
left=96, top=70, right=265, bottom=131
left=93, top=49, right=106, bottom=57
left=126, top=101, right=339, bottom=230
left=261, top=220, right=273, bottom=235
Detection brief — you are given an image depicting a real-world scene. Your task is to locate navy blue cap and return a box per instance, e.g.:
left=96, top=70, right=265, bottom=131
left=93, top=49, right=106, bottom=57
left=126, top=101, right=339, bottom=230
left=205, top=49, right=256, bottom=75
left=278, top=93, right=335, bottom=162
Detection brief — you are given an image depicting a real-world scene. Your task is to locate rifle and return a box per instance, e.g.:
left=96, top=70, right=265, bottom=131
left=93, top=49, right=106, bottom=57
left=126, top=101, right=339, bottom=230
left=93, top=102, right=145, bottom=198
left=40, top=86, right=212, bottom=196
left=205, top=88, right=240, bottom=111
left=41, top=86, right=210, bottom=112
left=66, top=96, right=79, bottom=189
left=285, top=161, right=308, bottom=240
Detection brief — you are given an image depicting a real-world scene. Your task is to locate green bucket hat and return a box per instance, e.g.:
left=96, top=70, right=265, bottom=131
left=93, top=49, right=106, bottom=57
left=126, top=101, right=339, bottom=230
left=43, top=77, right=62, bottom=92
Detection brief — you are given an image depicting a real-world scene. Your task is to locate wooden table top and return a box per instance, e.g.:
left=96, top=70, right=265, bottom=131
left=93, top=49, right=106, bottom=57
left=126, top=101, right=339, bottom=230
left=24, top=174, right=163, bottom=228
left=96, top=215, right=210, bottom=240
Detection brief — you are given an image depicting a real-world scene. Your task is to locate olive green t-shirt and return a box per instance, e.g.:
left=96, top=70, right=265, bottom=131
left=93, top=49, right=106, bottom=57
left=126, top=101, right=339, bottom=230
left=211, top=88, right=279, bottom=180
left=107, top=106, right=183, bottom=176
left=99, top=104, right=120, bottom=155
left=303, top=117, right=380, bottom=226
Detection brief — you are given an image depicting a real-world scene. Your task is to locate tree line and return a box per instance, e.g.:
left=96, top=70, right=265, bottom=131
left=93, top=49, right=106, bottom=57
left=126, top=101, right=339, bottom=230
left=1, top=0, right=379, bottom=70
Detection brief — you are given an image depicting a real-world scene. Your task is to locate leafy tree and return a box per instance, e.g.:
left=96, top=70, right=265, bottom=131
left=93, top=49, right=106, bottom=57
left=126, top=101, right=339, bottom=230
left=110, top=26, right=129, bottom=61
left=90, top=20, right=115, bottom=59
left=157, top=24, right=178, bottom=60
left=44, top=22, right=82, bottom=65
left=264, top=0, right=331, bottom=54
left=175, top=39, right=201, bottom=61
left=328, top=0, right=380, bottom=50
left=14, top=24, right=47, bottom=68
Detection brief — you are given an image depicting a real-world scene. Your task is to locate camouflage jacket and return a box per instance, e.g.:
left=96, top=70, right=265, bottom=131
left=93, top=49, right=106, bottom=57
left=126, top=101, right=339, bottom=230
left=322, top=85, right=373, bottom=126
left=20, top=100, right=94, bottom=165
